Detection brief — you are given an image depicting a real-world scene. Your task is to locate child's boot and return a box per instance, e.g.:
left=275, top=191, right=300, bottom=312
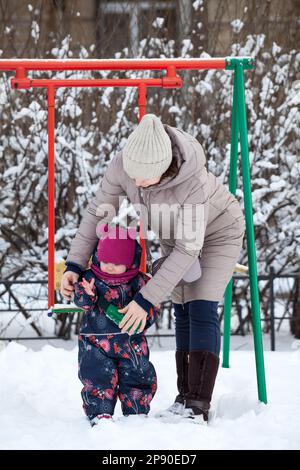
left=184, top=350, right=219, bottom=424
left=155, top=351, right=189, bottom=420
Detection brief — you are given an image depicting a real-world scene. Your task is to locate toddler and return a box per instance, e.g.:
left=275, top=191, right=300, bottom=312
left=73, top=223, right=160, bottom=426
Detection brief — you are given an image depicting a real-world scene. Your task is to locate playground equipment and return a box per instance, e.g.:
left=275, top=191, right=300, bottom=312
left=0, top=57, right=267, bottom=403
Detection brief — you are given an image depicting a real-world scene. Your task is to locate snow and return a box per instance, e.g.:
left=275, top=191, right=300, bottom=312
left=0, top=341, right=299, bottom=450
left=193, top=0, right=203, bottom=10
left=152, top=18, right=165, bottom=29
left=181, top=40, right=193, bottom=57
left=231, top=19, right=244, bottom=34
left=169, top=105, right=181, bottom=114
left=272, top=43, right=282, bottom=56
left=195, top=80, right=213, bottom=95
left=31, top=21, right=40, bottom=44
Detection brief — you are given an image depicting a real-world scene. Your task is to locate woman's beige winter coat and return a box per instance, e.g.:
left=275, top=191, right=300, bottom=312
left=66, top=124, right=245, bottom=305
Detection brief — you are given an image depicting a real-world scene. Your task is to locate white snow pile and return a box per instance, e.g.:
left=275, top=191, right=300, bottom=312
left=0, top=342, right=299, bottom=450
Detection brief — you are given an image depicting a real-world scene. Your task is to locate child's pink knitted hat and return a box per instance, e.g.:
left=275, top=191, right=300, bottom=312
left=96, top=223, right=137, bottom=269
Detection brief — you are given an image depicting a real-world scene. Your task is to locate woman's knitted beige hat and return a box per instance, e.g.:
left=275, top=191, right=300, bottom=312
left=122, top=114, right=172, bottom=179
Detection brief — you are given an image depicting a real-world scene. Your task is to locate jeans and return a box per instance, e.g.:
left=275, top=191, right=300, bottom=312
left=173, top=300, right=220, bottom=355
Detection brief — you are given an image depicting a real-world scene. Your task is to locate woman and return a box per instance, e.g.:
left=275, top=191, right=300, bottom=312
left=61, top=114, right=245, bottom=423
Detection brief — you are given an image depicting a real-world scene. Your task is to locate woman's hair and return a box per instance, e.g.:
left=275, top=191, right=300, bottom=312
left=159, top=154, right=180, bottom=183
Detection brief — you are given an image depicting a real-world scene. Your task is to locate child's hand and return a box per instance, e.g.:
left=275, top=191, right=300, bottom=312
left=80, top=278, right=96, bottom=296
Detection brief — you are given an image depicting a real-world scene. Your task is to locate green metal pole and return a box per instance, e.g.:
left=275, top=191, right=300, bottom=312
left=222, top=71, right=239, bottom=368
left=235, top=62, right=267, bottom=404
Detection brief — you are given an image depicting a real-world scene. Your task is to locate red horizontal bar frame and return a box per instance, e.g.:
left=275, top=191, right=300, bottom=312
left=11, top=77, right=183, bottom=89
left=0, top=58, right=227, bottom=72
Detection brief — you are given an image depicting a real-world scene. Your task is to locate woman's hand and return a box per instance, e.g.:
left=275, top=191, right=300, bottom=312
left=118, top=300, right=147, bottom=335
left=80, top=277, right=95, bottom=296
left=60, top=271, right=80, bottom=300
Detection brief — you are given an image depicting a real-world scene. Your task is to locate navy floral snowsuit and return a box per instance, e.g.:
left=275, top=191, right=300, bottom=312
left=73, top=241, right=159, bottom=422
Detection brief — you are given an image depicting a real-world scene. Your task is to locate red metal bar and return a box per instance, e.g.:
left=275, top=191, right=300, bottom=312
left=0, top=58, right=227, bottom=72
left=138, top=83, right=147, bottom=121
left=47, top=86, right=55, bottom=308
left=11, top=77, right=183, bottom=90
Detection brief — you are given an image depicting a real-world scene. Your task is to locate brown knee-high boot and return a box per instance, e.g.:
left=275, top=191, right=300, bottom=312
left=185, top=350, right=220, bottom=422
left=175, top=350, right=189, bottom=404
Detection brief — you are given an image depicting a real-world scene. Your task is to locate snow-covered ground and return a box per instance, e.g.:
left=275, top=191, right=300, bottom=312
left=1, top=339, right=300, bottom=450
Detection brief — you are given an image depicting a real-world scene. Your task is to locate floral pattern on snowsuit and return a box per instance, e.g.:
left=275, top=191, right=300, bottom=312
left=73, top=242, right=159, bottom=422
